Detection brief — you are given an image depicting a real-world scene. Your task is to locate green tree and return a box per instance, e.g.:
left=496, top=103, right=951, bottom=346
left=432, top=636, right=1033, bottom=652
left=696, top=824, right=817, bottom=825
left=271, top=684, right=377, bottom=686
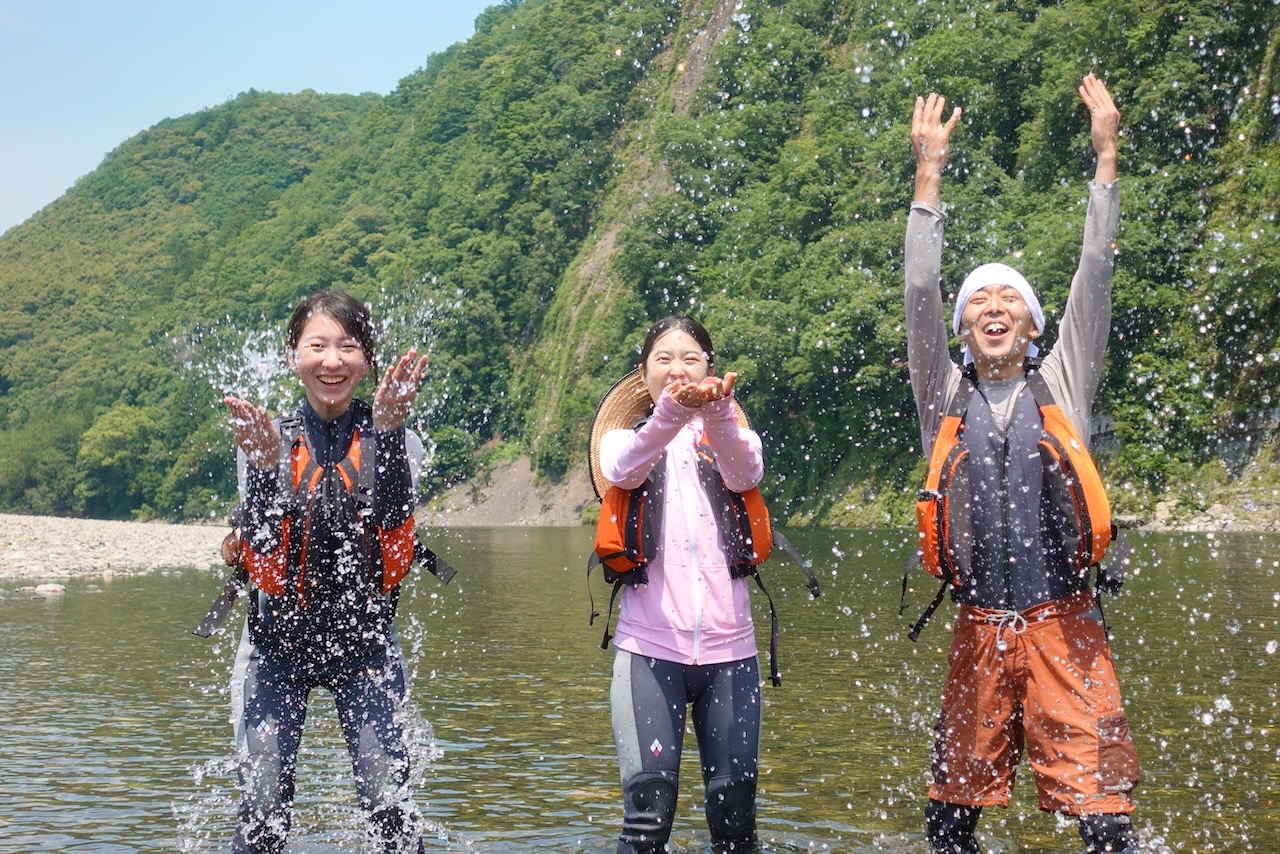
left=74, top=403, right=167, bottom=518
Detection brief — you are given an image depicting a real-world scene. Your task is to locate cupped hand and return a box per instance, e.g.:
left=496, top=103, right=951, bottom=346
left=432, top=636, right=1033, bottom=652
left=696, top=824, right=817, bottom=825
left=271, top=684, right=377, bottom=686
left=665, top=372, right=738, bottom=408
left=373, top=347, right=429, bottom=432
left=225, top=396, right=281, bottom=469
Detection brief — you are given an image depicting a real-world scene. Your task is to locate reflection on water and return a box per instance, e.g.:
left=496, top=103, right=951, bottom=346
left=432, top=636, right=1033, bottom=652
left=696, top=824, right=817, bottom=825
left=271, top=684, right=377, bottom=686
left=0, top=528, right=1276, bottom=852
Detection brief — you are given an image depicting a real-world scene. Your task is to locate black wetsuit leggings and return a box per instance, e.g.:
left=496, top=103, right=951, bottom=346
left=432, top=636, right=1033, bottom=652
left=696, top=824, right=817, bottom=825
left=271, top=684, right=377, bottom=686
left=231, top=636, right=423, bottom=854
left=610, top=650, right=762, bottom=853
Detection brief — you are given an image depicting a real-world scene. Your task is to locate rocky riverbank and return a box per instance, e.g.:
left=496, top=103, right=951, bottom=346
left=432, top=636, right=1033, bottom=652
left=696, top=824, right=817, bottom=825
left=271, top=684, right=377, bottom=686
left=2, top=452, right=1275, bottom=582
left=0, top=513, right=228, bottom=582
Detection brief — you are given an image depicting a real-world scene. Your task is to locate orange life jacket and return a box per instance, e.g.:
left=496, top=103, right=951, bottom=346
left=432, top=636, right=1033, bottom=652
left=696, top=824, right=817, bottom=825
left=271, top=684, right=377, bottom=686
left=589, top=433, right=819, bottom=686
left=592, top=439, right=774, bottom=580
left=239, top=407, right=416, bottom=603
left=916, top=364, right=1112, bottom=587
left=905, top=363, right=1115, bottom=641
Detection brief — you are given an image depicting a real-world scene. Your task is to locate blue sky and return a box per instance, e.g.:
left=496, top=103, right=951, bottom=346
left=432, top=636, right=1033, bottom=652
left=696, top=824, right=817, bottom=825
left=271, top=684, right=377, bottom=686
left=0, top=0, right=497, bottom=235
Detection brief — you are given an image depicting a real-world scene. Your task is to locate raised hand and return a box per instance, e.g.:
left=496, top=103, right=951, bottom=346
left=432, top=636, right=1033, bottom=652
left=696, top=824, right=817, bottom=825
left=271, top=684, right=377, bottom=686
left=225, top=397, right=281, bottom=469
left=911, top=93, right=962, bottom=204
left=1079, top=73, right=1120, bottom=183
left=372, top=348, right=429, bottom=432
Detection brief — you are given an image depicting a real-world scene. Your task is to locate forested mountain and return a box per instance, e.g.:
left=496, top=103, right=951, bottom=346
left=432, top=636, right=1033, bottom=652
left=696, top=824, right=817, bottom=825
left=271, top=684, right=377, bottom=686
left=1, top=0, right=1277, bottom=524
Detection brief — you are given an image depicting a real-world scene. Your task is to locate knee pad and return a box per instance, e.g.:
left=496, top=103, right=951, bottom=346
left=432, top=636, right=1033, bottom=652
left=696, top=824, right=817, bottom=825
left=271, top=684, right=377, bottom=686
left=620, top=770, right=678, bottom=848
left=924, top=799, right=982, bottom=854
left=1078, top=812, right=1138, bottom=853
left=705, top=776, right=758, bottom=845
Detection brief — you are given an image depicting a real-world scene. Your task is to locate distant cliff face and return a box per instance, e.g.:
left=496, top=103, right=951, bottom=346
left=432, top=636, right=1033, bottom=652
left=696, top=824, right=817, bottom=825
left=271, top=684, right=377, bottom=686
left=0, top=0, right=1277, bottom=523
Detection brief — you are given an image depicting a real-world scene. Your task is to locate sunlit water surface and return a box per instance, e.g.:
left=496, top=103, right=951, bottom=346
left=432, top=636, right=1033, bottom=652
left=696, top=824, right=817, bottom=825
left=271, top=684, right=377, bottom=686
left=0, top=528, right=1275, bottom=852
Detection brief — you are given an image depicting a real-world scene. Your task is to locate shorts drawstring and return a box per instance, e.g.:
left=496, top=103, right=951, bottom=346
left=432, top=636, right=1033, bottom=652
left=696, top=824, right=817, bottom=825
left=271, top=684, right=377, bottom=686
left=986, top=609, right=1029, bottom=650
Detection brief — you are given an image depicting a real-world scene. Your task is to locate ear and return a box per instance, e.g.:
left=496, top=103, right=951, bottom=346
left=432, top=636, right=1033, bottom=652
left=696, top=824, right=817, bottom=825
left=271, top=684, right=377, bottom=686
left=1027, top=326, right=1043, bottom=341
left=286, top=347, right=299, bottom=371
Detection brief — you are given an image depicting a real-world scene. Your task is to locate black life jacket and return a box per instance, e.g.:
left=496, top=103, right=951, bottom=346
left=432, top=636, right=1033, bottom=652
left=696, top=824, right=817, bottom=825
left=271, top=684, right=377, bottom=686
left=239, top=403, right=414, bottom=602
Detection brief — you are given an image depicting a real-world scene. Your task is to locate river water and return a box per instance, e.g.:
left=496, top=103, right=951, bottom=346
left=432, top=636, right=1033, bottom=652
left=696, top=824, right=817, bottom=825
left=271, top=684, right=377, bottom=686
left=0, top=527, right=1275, bottom=852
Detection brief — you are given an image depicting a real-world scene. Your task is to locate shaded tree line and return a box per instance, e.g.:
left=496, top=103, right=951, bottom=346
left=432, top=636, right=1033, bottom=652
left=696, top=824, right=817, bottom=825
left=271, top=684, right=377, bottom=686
left=0, top=0, right=1276, bottom=522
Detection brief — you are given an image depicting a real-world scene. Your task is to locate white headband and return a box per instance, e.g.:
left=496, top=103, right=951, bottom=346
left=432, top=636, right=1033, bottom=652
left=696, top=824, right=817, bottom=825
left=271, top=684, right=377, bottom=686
left=952, top=263, right=1045, bottom=365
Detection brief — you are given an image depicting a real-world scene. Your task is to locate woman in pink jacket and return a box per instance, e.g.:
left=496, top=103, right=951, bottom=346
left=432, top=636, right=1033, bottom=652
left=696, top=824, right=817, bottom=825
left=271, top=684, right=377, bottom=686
left=598, top=314, right=765, bottom=854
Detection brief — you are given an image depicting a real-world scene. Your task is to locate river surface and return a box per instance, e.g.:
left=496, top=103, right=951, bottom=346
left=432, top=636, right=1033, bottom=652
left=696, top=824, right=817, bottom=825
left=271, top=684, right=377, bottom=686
left=0, top=528, right=1275, bottom=853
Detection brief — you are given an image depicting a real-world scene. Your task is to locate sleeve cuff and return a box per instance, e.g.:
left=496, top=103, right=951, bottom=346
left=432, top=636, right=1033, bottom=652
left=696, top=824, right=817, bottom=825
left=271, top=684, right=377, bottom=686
left=910, top=200, right=946, bottom=220
left=701, top=395, right=739, bottom=422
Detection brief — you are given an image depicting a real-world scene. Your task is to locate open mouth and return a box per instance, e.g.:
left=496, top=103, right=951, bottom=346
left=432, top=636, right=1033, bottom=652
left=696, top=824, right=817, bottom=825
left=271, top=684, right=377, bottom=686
left=982, top=322, right=1009, bottom=338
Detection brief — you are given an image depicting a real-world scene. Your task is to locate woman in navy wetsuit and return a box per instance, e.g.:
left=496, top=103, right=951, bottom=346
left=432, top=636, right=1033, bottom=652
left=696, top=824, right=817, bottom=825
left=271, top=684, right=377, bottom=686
left=224, top=291, right=429, bottom=854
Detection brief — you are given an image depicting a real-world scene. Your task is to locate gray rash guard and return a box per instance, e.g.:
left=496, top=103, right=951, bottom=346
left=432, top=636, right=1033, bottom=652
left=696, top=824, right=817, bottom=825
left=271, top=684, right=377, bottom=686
left=904, top=180, right=1119, bottom=609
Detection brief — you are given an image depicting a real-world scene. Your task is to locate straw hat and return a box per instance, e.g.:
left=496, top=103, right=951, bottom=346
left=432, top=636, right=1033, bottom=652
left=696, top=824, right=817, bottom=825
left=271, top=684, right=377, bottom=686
left=587, top=369, right=750, bottom=499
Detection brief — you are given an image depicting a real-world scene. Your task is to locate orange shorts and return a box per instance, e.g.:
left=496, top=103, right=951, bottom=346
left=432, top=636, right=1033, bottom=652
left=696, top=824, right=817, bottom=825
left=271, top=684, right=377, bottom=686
left=928, top=589, right=1140, bottom=815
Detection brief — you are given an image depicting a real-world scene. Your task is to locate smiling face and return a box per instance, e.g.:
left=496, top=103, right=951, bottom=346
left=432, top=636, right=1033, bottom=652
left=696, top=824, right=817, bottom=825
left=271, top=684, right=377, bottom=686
left=958, top=283, right=1042, bottom=380
left=289, top=312, right=371, bottom=420
left=640, top=328, right=711, bottom=403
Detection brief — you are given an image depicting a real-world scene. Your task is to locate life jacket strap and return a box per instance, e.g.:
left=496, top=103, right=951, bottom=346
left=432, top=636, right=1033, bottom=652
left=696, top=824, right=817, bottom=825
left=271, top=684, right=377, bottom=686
left=587, top=551, right=645, bottom=651
left=908, top=579, right=950, bottom=643
left=192, top=409, right=457, bottom=639
left=413, top=540, right=458, bottom=583
left=586, top=419, right=819, bottom=683
left=192, top=561, right=248, bottom=638
left=744, top=568, right=783, bottom=687
left=773, top=529, right=821, bottom=599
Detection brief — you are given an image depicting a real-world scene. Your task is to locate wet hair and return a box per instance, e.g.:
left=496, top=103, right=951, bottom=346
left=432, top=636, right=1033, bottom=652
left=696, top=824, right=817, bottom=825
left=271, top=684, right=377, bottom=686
left=285, top=290, right=379, bottom=377
left=638, top=314, right=716, bottom=375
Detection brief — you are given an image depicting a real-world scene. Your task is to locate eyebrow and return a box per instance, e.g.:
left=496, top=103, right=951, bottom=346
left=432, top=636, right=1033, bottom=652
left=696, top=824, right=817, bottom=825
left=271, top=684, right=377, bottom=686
left=301, top=333, right=359, bottom=344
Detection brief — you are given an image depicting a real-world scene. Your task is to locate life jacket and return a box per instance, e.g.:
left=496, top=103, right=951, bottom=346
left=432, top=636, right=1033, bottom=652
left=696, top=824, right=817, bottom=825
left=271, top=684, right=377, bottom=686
left=238, top=403, right=416, bottom=606
left=588, top=431, right=821, bottom=687
left=593, top=441, right=775, bottom=580
left=191, top=405, right=458, bottom=639
left=904, top=361, right=1115, bottom=641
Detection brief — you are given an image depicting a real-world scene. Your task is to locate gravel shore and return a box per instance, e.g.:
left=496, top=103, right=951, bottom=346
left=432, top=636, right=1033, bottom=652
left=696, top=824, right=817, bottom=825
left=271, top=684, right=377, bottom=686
left=2, top=463, right=1274, bottom=583
left=0, top=513, right=227, bottom=581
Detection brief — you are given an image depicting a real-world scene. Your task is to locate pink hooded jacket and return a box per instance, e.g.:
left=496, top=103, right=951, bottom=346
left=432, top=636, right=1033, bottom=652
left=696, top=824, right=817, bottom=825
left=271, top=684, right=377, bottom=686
left=598, top=389, right=765, bottom=665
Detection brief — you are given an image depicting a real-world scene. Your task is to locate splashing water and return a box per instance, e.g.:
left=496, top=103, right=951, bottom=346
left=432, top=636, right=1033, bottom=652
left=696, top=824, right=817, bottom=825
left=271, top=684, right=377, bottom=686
left=174, top=617, right=461, bottom=853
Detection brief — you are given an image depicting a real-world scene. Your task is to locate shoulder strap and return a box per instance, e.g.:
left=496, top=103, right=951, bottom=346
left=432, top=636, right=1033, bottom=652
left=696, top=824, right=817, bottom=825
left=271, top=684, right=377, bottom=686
left=277, top=411, right=304, bottom=491
left=949, top=364, right=980, bottom=417
left=1021, top=359, right=1056, bottom=409
left=349, top=399, right=376, bottom=509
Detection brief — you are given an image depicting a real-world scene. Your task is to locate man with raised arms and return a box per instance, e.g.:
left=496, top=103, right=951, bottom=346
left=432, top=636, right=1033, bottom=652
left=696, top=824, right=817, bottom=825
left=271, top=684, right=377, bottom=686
left=903, top=74, right=1142, bottom=853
